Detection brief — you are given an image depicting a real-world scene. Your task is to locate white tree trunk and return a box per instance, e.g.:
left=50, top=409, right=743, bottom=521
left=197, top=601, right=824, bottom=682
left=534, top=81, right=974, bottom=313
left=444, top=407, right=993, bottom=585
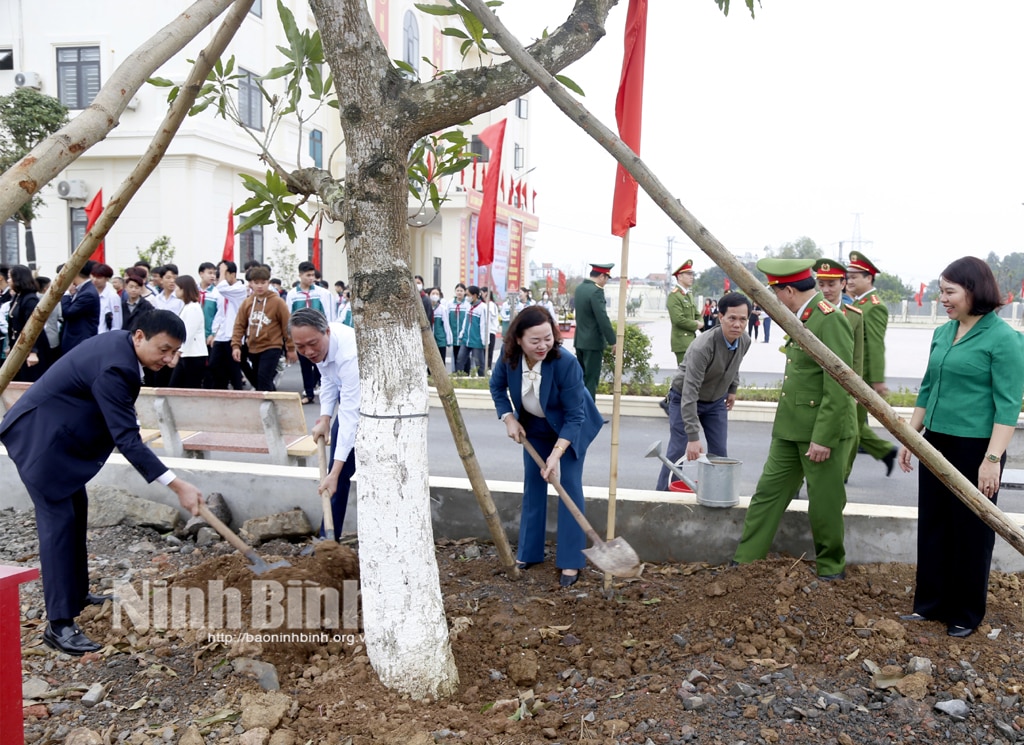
left=356, top=322, right=458, bottom=698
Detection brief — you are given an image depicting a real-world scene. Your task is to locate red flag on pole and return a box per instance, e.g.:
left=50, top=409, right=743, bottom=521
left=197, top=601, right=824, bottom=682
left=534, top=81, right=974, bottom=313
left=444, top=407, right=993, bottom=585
left=558, top=270, right=566, bottom=295
left=915, top=282, right=925, bottom=307
left=476, top=119, right=507, bottom=268
left=312, top=222, right=321, bottom=272
left=724, top=278, right=730, bottom=292
left=222, top=206, right=235, bottom=262
left=1007, top=291, right=1013, bottom=304
left=610, top=0, right=648, bottom=237
left=532, top=189, right=537, bottom=212
left=546, top=274, right=553, bottom=294
left=83, top=189, right=105, bottom=263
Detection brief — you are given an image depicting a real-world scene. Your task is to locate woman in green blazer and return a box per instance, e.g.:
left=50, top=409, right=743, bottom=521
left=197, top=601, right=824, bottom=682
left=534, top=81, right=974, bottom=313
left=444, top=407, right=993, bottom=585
left=898, top=257, right=1024, bottom=637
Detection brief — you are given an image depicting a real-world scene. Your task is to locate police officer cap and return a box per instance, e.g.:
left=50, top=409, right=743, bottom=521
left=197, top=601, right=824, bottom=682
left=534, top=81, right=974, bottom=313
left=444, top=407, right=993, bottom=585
left=847, top=251, right=879, bottom=276
left=672, top=259, right=694, bottom=275
left=756, top=257, right=816, bottom=286
left=812, top=258, right=847, bottom=280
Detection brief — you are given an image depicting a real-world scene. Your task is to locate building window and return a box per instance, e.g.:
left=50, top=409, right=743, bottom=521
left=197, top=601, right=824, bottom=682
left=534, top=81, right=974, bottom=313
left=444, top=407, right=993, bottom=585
left=402, top=10, right=420, bottom=78
left=309, top=129, right=323, bottom=169
left=69, top=206, right=88, bottom=253
left=307, top=237, right=316, bottom=263
left=250, top=0, right=262, bottom=17
left=238, top=69, right=263, bottom=131
left=57, top=46, right=101, bottom=110
left=1, top=220, right=18, bottom=266
left=516, top=97, right=529, bottom=119
left=470, top=135, right=490, bottom=163
left=239, top=226, right=264, bottom=266
left=0, top=49, right=13, bottom=71
left=514, top=144, right=525, bottom=170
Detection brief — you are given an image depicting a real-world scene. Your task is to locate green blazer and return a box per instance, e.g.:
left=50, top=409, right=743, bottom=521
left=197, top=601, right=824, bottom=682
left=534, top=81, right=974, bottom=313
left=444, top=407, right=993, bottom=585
left=573, top=279, right=616, bottom=351
left=855, top=288, right=887, bottom=384
left=773, top=292, right=856, bottom=448
left=842, top=302, right=865, bottom=376
left=667, top=286, right=701, bottom=355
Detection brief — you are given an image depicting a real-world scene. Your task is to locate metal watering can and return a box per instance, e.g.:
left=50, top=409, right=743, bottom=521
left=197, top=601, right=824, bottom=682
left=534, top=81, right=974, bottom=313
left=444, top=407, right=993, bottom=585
left=645, top=440, right=741, bottom=508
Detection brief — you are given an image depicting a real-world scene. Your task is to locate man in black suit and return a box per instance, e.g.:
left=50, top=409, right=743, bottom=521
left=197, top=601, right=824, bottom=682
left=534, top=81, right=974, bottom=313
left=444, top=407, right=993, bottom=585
left=0, top=311, right=203, bottom=655
left=60, top=260, right=101, bottom=354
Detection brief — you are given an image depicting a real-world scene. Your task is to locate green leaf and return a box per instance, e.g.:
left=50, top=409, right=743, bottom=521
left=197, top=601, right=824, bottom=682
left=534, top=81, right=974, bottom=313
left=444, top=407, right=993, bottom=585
left=555, top=74, right=585, bottom=96
left=263, top=64, right=295, bottom=81
left=441, top=28, right=469, bottom=40
left=393, top=59, right=416, bottom=76
left=147, top=77, right=175, bottom=87
left=235, top=206, right=274, bottom=235
left=188, top=99, right=212, bottom=116
left=415, top=3, right=459, bottom=15
left=277, top=0, right=304, bottom=59
left=223, top=55, right=235, bottom=77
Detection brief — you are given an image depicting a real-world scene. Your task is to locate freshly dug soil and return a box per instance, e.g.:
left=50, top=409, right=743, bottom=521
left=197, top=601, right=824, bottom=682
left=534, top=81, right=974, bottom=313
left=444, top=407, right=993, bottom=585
left=10, top=510, right=1024, bottom=745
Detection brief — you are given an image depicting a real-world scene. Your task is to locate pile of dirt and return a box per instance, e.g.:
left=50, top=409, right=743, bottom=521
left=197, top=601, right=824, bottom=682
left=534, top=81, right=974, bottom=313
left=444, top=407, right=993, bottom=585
left=13, top=517, right=1024, bottom=745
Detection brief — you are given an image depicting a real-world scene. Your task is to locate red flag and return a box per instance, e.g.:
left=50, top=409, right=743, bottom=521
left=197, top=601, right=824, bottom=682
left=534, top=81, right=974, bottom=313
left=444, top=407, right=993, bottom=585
left=476, top=119, right=507, bottom=268
left=546, top=274, right=553, bottom=294
left=532, top=189, right=537, bottom=212
left=558, top=270, right=566, bottom=295
left=1007, top=291, right=1013, bottom=304
left=83, top=189, right=104, bottom=263
left=915, top=282, right=925, bottom=307
left=312, top=222, right=321, bottom=272
left=610, top=0, right=648, bottom=237
left=472, top=160, right=478, bottom=190
left=222, top=205, right=235, bottom=262
left=724, top=278, right=730, bottom=292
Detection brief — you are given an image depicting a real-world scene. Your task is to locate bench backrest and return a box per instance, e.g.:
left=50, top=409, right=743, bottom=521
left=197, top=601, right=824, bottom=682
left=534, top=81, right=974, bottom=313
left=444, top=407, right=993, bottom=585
left=134, top=388, right=307, bottom=436
left=0, top=382, right=31, bottom=417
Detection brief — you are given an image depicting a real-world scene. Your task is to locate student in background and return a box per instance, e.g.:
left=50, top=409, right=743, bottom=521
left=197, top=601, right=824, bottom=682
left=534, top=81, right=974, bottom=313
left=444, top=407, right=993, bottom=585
left=232, top=266, right=296, bottom=391
left=169, top=275, right=208, bottom=389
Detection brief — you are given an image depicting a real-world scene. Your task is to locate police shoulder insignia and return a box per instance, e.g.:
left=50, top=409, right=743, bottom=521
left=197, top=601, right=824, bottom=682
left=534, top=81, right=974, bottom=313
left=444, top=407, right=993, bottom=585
left=801, top=307, right=813, bottom=321
left=817, top=301, right=835, bottom=314
left=857, top=297, right=869, bottom=305
left=844, top=303, right=862, bottom=315
left=870, top=294, right=881, bottom=305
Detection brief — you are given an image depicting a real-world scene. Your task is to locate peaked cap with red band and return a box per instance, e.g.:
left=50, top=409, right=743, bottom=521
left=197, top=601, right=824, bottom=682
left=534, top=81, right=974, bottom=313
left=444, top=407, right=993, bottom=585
left=756, top=257, right=816, bottom=286
left=813, top=258, right=847, bottom=280
left=673, top=259, right=695, bottom=276
left=589, top=263, right=615, bottom=275
left=847, top=251, right=880, bottom=276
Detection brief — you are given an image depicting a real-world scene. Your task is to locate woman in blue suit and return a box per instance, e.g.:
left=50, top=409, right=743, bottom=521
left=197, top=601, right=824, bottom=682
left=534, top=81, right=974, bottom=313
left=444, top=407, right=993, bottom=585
left=490, top=305, right=604, bottom=587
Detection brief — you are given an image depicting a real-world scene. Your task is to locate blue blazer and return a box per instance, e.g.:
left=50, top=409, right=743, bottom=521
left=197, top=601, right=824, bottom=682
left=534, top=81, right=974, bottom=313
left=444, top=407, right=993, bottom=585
left=0, top=330, right=167, bottom=499
left=490, top=350, right=604, bottom=458
left=60, top=280, right=100, bottom=354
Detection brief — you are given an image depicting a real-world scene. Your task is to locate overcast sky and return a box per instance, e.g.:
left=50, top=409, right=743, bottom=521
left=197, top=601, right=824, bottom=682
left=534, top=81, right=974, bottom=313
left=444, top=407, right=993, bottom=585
left=496, top=1, right=1024, bottom=286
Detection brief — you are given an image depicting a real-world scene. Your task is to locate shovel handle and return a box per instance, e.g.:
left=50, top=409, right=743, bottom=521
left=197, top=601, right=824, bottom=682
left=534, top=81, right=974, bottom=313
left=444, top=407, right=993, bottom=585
left=521, top=439, right=604, bottom=547
left=198, top=503, right=255, bottom=558
left=318, top=437, right=336, bottom=538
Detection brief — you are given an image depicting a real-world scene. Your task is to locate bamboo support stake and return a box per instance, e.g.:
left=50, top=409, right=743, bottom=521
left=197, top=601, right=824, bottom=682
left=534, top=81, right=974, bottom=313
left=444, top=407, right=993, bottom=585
left=0, top=0, right=255, bottom=395
left=464, top=0, right=1024, bottom=558
left=605, top=229, right=630, bottom=590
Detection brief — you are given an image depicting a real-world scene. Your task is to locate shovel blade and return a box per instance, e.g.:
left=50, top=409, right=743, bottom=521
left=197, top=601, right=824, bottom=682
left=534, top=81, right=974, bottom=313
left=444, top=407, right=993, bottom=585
left=246, top=552, right=292, bottom=575
left=582, top=537, right=642, bottom=577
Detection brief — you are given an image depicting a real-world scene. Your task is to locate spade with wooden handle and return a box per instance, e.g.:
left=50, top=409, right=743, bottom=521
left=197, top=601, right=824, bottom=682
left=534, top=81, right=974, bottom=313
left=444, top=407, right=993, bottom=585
left=197, top=504, right=291, bottom=575
left=317, top=437, right=336, bottom=542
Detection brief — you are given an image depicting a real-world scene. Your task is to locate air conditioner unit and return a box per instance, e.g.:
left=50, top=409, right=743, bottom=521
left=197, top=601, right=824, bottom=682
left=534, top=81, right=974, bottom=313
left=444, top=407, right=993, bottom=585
left=125, top=95, right=140, bottom=111
left=56, top=179, right=89, bottom=201
left=14, top=71, right=42, bottom=90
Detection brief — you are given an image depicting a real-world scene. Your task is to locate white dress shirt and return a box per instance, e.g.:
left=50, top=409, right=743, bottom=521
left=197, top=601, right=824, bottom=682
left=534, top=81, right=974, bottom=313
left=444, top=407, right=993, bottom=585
left=317, top=322, right=361, bottom=462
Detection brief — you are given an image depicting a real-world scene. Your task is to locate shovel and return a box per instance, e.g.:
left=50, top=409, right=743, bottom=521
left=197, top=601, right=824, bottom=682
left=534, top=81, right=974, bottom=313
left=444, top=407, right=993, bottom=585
left=317, top=437, right=336, bottom=543
left=644, top=440, right=699, bottom=492
left=197, top=504, right=292, bottom=575
left=522, top=440, right=641, bottom=577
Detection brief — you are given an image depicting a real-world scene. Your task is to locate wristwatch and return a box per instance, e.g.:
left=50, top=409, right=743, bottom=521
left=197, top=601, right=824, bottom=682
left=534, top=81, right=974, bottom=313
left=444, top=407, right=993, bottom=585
left=986, top=453, right=1001, bottom=463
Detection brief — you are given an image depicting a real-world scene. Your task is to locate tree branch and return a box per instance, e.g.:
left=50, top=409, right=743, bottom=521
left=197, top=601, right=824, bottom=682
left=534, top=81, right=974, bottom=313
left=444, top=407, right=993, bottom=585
left=0, top=0, right=239, bottom=224
left=465, top=0, right=1024, bottom=558
left=0, top=0, right=254, bottom=393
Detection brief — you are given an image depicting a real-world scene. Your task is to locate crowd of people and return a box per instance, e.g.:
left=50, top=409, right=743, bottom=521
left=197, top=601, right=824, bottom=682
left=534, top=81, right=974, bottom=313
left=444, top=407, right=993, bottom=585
left=2, top=249, right=1022, bottom=650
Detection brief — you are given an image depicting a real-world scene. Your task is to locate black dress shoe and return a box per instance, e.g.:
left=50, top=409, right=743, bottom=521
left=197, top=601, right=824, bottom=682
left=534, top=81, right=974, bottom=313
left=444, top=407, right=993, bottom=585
left=43, top=623, right=101, bottom=656
left=515, top=561, right=542, bottom=570
left=658, top=397, right=670, bottom=415
left=900, top=613, right=928, bottom=621
left=728, top=560, right=740, bottom=568
left=559, top=571, right=579, bottom=588
left=948, top=625, right=974, bottom=638
left=882, top=446, right=898, bottom=477
left=86, top=592, right=110, bottom=606
left=819, top=571, right=846, bottom=581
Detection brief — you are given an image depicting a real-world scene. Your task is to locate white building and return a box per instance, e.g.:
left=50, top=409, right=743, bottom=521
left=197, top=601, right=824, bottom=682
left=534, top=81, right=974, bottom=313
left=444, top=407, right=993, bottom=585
left=0, top=0, right=537, bottom=299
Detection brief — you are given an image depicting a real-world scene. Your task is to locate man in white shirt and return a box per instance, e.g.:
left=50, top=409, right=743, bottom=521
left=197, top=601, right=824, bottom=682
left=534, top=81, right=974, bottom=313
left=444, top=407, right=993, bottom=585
left=150, top=264, right=184, bottom=315
left=91, top=263, right=122, bottom=334
left=208, top=260, right=248, bottom=389
left=288, top=308, right=359, bottom=537
left=286, top=261, right=336, bottom=403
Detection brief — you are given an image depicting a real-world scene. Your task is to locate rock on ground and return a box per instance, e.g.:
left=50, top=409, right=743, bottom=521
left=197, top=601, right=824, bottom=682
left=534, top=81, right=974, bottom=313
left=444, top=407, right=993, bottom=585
left=87, top=485, right=179, bottom=531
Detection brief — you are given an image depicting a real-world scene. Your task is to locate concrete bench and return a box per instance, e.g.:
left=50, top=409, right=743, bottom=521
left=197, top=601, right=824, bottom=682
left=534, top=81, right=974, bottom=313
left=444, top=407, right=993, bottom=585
left=136, top=388, right=317, bottom=467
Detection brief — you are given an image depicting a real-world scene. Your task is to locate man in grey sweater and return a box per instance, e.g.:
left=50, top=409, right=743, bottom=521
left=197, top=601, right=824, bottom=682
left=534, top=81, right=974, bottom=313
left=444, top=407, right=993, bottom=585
left=657, top=292, right=752, bottom=490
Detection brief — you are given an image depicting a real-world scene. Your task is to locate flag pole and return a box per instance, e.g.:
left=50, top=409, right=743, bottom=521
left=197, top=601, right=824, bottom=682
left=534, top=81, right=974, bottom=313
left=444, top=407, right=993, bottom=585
left=605, top=228, right=630, bottom=591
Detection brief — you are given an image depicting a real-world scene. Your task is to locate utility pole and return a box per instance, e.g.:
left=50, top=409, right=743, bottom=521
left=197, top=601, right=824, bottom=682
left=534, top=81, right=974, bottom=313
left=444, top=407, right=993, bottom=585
left=665, top=235, right=675, bottom=298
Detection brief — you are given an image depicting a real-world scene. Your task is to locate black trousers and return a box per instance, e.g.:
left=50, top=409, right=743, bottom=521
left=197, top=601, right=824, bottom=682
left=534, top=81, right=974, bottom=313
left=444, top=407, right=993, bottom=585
left=913, top=430, right=1001, bottom=629
left=208, top=340, right=244, bottom=390
left=299, top=354, right=321, bottom=399
left=26, top=482, right=90, bottom=622
left=169, top=356, right=207, bottom=389
left=248, top=348, right=283, bottom=391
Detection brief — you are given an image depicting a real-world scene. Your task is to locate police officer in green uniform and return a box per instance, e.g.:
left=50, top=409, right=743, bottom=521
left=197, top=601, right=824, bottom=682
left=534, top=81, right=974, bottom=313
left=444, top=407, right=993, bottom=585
left=845, top=251, right=899, bottom=475
left=573, top=263, right=617, bottom=398
left=667, top=259, right=701, bottom=364
left=814, top=259, right=864, bottom=481
left=733, top=258, right=857, bottom=579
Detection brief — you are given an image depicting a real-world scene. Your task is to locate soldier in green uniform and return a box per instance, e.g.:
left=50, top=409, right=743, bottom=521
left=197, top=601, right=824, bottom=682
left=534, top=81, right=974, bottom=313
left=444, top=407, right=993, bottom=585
left=733, top=258, right=857, bottom=579
left=573, top=263, right=617, bottom=398
left=813, top=259, right=864, bottom=481
left=667, top=259, right=701, bottom=364
left=845, top=251, right=899, bottom=475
